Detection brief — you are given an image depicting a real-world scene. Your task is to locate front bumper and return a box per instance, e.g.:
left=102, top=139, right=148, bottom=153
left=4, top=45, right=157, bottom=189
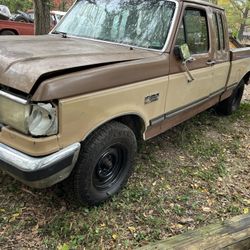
left=0, top=142, right=81, bottom=188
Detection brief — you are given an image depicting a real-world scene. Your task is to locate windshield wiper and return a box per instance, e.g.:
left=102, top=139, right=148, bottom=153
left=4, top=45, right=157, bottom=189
left=52, top=31, right=68, bottom=38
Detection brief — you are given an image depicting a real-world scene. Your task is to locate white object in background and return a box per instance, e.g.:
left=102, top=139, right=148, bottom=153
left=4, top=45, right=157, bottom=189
left=0, top=5, right=11, bottom=18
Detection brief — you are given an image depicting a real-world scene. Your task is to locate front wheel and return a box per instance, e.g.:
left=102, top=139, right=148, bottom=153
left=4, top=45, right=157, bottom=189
left=216, top=83, right=245, bottom=115
left=71, top=121, right=137, bottom=206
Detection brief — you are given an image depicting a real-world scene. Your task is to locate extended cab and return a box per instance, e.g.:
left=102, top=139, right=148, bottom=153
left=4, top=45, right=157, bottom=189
left=0, top=0, right=249, bottom=206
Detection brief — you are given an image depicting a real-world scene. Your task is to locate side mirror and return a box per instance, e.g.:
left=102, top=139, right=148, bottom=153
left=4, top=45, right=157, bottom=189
left=174, top=43, right=192, bottom=62
left=174, top=44, right=195, bottom=82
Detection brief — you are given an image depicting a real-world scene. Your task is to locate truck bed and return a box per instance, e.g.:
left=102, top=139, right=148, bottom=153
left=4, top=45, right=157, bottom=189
left=227, top=48, right=250, bottom=87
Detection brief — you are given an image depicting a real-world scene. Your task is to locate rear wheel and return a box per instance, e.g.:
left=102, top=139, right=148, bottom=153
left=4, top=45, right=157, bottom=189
left=71, top=121, right=137, bottom=206
left=216, top=83, right=245, bottom=115
left=1, top=30, right=15, bottom=35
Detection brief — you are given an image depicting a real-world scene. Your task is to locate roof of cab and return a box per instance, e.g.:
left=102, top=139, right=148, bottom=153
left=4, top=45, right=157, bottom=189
left=181, top=0, right=224, bottom=10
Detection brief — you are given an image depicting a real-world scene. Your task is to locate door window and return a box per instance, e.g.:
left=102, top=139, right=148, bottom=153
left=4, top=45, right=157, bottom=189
left=176, top=8, right=209, bottom=54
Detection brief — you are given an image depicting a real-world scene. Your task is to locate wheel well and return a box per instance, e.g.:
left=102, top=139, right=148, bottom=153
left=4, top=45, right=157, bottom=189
left=0, top=29, right=18, bottom=35
left=114, top=115, right=145, bottom=140
left=243, top=72, right=250, bottom=85
left=82, top=114, right=146, bottom=143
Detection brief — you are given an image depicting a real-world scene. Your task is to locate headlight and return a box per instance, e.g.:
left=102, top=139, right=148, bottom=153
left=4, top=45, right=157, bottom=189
left=28, top=103, right=58, bottom=136
left=0, top=94, right=30, bottom=134
left=0, top=92, right=58, bottom=136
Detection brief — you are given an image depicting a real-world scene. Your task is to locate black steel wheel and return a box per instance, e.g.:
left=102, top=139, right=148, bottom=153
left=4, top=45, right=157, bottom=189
left=93, top=144, right=127, bottom=191
left=71, top=121, right=137, bottom=206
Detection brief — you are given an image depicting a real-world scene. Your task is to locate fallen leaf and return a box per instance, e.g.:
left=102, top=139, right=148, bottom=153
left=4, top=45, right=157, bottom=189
left=148, top=210, right=154, bottom=215
left=202, top=207, right=211, bottom=213
left=174, top=224, right=184, bottom=229
left=180, top=217, right=194, bottom=224
left=243, top=208, right=249, bottom=214
left=9, top=213, right=20, bottom=222
left=128, top=226, right=136, bottom=234
left=57, top=243, right=70, bottom=250
left=112, top=234, right=118, bottom=240
left=243, top=199, right=250, bottom=205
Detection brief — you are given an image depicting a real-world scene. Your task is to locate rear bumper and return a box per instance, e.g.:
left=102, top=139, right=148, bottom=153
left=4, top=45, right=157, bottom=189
left=0, top=142, right=80, bottom=188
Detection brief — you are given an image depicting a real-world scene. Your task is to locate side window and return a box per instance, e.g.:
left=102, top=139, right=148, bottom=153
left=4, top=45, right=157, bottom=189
left=212, top=12, right=225, bottom=51
left=176, top=8, right=209, bottom=54
left=212, top=13, right=220, bottom=50
left=218, top=14, right=225, bottom=50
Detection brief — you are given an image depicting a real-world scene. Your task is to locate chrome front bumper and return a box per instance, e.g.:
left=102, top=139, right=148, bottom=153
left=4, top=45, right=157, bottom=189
left=0, top=142, right=81, bottom=188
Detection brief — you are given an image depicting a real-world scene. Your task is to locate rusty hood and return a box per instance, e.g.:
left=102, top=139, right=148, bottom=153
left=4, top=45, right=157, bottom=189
left=0, top=35, right=158, bottom=94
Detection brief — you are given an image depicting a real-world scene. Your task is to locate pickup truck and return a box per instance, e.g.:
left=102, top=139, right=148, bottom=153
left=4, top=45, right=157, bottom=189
left=0, top=19, right=34, bottom=35
left=0, top=11, right=66, bottom=35
left=0, top=0, right=249, bottom=206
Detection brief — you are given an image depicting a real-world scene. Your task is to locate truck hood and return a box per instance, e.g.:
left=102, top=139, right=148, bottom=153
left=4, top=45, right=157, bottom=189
left=0, top=35, right=158, bottom=94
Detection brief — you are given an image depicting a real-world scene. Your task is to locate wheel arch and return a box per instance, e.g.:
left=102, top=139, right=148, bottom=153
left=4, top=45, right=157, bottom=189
left=81, top=113, right=147, bottom=142
left=114, top=114, right=146, bottom=140
left=242, top=71, right=250, bottom=85
left=0, top=29, right=19, bottom=35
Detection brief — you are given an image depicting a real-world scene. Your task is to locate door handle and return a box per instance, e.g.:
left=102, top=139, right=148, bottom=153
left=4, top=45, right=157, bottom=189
left=206, top=60, right=216, bottom=66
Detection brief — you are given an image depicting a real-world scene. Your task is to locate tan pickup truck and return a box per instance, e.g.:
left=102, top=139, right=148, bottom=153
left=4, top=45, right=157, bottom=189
left=0, top=0, right=249, bottom=206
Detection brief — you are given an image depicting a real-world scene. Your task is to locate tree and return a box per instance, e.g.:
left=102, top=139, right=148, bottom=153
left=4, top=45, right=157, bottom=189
left=229, top=0, right=249, bottom=40
left=33, top=0, right=50, bottom=35
left=0, top=0, right=32, bottom=13
left=54, top=0, right=74, bottom=11
left=218, top=0, right=250, bottom=39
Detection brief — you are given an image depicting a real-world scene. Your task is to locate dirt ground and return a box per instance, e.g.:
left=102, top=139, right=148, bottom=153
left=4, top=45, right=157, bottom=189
left=243, top=84, right=250, bottom=101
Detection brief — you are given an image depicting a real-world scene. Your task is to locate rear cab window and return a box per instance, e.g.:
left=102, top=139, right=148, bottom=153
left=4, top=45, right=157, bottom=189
left=212, top=12, right=225, bottom=51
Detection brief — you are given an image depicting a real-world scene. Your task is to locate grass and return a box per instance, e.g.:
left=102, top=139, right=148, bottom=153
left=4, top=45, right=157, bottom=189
left=0, top=101, right=249, bottom=249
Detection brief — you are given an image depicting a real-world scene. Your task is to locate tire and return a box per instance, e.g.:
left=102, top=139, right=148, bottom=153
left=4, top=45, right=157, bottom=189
left=216, top=83, right=245, bottom=115
left=1, top=30, right=16, bottom=35
left=71, top=121, right=137, bottom=206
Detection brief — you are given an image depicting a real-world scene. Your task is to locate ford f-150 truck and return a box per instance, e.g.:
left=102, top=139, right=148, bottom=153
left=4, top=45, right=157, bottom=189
left=0, top=0, right=249, bottom=206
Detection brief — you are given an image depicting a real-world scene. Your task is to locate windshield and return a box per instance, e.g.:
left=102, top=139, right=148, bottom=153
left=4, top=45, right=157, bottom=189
left=54, top=0, right=176, bottom=50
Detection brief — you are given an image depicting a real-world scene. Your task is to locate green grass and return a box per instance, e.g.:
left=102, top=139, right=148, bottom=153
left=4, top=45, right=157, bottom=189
left=0, top=102, right=249, bottom=249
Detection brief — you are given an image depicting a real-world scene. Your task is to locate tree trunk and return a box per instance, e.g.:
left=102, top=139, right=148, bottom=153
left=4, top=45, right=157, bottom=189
left=33, top=0, right=50, bottom=35
left=238, top=5, right=249, bottom=40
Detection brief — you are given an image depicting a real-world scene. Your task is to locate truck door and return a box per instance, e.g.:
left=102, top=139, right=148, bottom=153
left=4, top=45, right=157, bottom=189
left=211, top=11, right=230, bottom=92
left=165, top=6, right=213, bottom=114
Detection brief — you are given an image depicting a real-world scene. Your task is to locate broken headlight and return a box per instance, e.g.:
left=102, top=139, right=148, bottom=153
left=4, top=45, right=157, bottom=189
left=0, top=92, right=58, bottom=136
